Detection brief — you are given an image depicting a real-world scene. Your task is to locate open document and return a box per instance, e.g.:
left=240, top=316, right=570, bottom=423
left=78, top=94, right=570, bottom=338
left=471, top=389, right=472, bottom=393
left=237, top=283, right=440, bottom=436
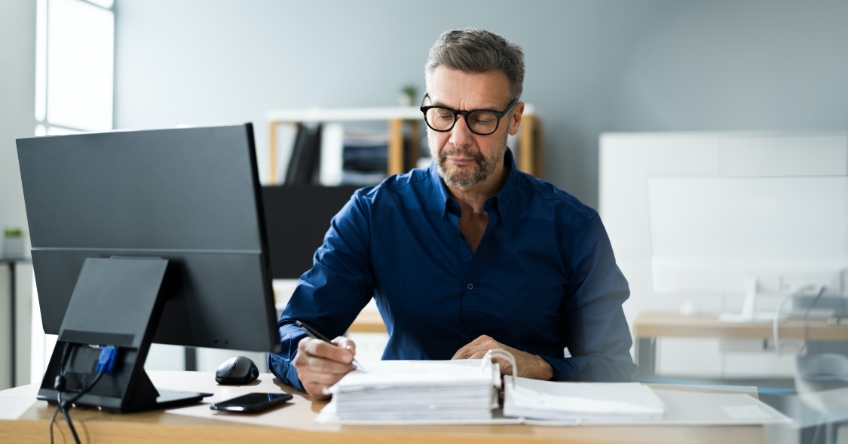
left=503, top=376, right=665, bottom=422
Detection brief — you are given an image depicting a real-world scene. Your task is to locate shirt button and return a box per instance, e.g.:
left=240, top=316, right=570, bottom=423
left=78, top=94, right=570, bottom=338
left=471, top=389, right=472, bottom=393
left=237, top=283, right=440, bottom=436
left=466, top=283, right=474, bottom=290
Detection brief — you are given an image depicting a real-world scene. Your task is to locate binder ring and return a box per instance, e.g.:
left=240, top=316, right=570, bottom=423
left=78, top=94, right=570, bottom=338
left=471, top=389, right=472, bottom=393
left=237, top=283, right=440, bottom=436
left=483, top=348, right=517, bottom=389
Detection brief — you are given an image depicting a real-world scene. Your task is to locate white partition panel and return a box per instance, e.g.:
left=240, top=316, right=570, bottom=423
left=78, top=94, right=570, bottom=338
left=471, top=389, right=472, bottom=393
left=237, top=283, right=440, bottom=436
left=599, top=131, right=848, bottom=378
left=649, top=176, right=848, bottom=295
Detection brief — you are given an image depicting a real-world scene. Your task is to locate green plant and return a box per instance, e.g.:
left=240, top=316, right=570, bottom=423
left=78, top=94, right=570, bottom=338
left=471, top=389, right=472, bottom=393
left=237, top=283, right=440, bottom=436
left=401, top=84, right=418, bottom=101
left=4, top=228, right=24, bottom=238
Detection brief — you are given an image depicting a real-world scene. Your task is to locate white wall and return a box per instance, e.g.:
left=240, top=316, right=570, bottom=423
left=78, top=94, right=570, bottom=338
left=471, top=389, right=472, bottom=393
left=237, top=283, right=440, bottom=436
left=0, top=0, right=36, bottom=389
left=113, top=1, right=848, bottom=210
left=608, top=2, right=848, bottom=133
left=112, top=0, right=666, bottom=206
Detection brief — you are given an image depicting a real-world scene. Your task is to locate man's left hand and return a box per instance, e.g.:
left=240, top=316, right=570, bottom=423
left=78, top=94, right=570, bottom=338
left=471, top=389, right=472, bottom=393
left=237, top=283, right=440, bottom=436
left=452, top=335, right=555, bottom=380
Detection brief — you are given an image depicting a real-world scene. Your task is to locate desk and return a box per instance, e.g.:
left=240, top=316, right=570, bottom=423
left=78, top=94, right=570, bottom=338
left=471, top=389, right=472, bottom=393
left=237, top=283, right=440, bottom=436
left=0, top=256, right=31, bottom=388
left=0, top=370, right=767, bottom=444
left=633, top=311, right=848, bottom=377
left=350, top=310, right=387, bottom=333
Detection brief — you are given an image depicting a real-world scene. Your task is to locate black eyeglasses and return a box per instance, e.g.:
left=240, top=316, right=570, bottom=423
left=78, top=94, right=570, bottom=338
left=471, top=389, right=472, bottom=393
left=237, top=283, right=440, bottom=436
left=420, top=93, right=518, bottom=136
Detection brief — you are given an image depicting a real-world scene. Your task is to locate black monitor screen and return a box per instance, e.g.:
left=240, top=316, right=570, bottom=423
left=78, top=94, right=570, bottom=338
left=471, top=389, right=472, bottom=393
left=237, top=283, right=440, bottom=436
left=17, top=124, right=280, bottom=353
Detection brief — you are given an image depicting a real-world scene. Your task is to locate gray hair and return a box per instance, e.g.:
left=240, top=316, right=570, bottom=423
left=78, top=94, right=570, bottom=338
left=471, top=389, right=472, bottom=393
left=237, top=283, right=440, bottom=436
left=425, top=28, right=525, bottom=102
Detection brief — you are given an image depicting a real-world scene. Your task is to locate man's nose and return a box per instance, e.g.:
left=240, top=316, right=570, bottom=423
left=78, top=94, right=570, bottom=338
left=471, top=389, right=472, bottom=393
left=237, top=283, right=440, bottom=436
left=448, top=115, right=473, bottom=147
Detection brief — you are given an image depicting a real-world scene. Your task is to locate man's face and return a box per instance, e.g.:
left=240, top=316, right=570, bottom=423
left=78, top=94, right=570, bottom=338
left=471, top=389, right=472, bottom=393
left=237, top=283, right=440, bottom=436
left=424, top=66, right=522, bottom=189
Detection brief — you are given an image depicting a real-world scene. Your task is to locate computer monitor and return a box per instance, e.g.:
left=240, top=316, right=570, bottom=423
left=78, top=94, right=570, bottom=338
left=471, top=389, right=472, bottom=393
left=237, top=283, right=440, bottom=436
left=648, top=176, right=848, bottom=321
left=16, top=124, right=280, bottom=412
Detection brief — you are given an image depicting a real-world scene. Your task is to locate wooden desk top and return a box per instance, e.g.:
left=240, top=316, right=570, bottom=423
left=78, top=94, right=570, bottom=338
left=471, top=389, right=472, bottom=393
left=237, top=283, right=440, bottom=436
left=634, top=311, right=848, bottom=341
left=0, top=371, right=766, bottom=444
left=349, top=309, right=386, bottom=333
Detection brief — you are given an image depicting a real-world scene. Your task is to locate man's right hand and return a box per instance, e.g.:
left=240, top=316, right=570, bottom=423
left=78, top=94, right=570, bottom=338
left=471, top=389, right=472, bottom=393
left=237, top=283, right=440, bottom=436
left=293, top=336, right=358, bottom=399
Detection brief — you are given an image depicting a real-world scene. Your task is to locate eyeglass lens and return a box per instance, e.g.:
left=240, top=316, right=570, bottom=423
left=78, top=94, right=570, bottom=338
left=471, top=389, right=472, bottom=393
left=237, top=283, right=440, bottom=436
left=425, top=108, right=500, bottom=135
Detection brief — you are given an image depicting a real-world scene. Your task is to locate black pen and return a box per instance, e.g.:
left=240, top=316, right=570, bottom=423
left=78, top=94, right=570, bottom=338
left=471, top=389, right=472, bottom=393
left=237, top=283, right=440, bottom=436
left=295, top=320, right=366, bottom=370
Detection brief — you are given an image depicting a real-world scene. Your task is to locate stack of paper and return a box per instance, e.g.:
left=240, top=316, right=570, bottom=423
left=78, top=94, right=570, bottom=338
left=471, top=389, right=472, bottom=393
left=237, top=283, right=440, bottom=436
left=325, top=360, right=499, bottom=422
left=503, top=376, right=665, bottom=422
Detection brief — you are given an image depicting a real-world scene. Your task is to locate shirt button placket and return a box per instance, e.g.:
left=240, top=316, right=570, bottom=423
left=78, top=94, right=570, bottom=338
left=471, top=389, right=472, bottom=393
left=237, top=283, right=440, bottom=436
left=461, top=282, right=475, bottom=342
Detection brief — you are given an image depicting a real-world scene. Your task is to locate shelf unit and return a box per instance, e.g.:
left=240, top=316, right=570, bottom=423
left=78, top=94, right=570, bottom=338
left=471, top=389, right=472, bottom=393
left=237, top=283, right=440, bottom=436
left=265, top=105, right=543, bottom=185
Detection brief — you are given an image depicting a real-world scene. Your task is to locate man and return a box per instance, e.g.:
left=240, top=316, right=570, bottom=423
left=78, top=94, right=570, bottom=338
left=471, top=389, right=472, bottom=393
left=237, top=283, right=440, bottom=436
left=269, top=28, right=636, bottom=399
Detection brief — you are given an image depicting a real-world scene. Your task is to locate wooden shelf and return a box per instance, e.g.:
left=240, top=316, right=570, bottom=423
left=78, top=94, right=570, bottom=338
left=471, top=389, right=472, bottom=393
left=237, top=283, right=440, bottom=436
left=266, top=105, right=543, bottom=185
left=266, top=107, right=422, bottom=122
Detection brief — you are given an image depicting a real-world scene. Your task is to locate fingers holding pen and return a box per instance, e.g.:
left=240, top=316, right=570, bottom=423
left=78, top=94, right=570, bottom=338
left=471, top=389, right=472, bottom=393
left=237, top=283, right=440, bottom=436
left=294, top=337, right=359, bottom=398
left=332, top=336, right=357, bottom=361
left=300, top=338, right=357, bottom=371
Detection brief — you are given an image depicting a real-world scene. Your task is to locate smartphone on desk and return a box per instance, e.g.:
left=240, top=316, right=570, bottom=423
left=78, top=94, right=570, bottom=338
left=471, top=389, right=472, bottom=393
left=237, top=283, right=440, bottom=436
left=210, top=392, right=293, bottom=413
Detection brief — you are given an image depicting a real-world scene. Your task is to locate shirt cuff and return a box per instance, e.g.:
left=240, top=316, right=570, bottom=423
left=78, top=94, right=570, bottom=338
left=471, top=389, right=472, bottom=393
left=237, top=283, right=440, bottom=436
left=539, top=354, right=637, bottom=382
left=539, top=355, right=578, bottom=381
left=268, top=351, right=305, bottom=392
left=267, top=324, right=309, bottom=392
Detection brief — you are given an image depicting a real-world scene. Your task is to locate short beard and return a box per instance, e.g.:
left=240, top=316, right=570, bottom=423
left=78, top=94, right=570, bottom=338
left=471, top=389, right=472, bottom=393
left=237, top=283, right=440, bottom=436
left=429, top=130, right=508, bottom=188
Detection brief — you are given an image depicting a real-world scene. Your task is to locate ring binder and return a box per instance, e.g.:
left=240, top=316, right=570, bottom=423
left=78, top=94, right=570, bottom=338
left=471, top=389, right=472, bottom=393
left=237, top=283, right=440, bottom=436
left=482, top=348, right=517, bottom=389
left=313, top=356, right=790, bottom=426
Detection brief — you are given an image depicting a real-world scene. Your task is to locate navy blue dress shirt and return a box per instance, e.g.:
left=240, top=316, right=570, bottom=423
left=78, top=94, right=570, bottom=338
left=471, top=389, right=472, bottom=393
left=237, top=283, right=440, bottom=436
left=268, top=150, right=636, bottom=390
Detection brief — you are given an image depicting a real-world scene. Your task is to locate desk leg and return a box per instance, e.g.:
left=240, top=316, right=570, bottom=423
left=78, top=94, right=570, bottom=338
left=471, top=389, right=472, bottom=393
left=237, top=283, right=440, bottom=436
left=635, top=337, right=656, bottom=377
left=9, top=262, right=15, bottom=387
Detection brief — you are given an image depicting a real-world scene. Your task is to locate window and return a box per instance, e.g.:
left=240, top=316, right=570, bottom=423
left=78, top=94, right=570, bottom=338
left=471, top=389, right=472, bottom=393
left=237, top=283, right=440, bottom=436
left=35, top=0, right=114, bottom=135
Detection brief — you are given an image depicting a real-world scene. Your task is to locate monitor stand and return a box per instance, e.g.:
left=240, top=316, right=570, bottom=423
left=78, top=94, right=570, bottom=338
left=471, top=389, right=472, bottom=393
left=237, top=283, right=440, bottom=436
left=37, top=257, right=211, bottom=413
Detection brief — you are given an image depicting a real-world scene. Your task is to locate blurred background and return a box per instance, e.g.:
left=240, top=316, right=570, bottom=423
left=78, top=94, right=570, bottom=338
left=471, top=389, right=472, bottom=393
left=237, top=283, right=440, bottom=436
left=1, top=1, right=848, bottom=441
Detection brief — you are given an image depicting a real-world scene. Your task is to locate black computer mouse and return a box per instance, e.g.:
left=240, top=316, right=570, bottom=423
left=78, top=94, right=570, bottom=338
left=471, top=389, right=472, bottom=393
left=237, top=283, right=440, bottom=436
left=216, top=356, right=260, bottom=385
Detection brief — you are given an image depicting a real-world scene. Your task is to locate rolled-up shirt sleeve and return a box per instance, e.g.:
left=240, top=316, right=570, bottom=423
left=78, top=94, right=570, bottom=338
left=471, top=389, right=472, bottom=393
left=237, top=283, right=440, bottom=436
left=541, top=214, right=637, bottom=382
left=267, top=191, right=375, bottom=390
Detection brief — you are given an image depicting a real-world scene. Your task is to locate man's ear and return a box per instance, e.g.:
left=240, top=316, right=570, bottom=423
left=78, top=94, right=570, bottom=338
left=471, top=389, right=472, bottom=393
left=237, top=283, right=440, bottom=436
left=508, top=102, right=525, bottom=136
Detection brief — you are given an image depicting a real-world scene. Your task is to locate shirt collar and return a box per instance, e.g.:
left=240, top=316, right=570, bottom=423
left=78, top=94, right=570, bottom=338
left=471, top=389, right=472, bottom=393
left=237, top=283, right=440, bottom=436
left=429, top=148, right=518, bottom=223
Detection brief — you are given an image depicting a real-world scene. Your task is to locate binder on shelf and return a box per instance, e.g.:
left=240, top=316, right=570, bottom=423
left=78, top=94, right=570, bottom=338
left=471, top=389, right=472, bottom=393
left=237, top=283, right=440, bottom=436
left=285, top=123, right=323, bottom=185
left=341, top=127, right=389, bottom=185
left=319, top=124, right=345, bottom=186
left=317, top=125, right=391, bottom=186
left=271, top=123, right=298, bottom=185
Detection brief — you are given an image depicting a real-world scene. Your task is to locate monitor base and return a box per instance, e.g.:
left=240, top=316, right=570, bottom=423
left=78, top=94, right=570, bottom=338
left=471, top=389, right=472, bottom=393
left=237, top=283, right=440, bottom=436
left=42, top=389, right=212, bottom=413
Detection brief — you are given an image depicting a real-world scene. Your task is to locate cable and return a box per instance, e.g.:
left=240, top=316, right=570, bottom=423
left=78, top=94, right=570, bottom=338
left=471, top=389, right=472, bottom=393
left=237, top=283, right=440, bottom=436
left=60, top=372, right=104, bottom=444
left=49, top=344, right=114, bottom=444
left=773, top=286, right=827, bottom=356
left=48, top=399, right=60, bottom=444
left=58, top=390, right=81, bottom=444
left=66, top=372, right=105, bottom=405
left=50, top=343, right=73, bottom=444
